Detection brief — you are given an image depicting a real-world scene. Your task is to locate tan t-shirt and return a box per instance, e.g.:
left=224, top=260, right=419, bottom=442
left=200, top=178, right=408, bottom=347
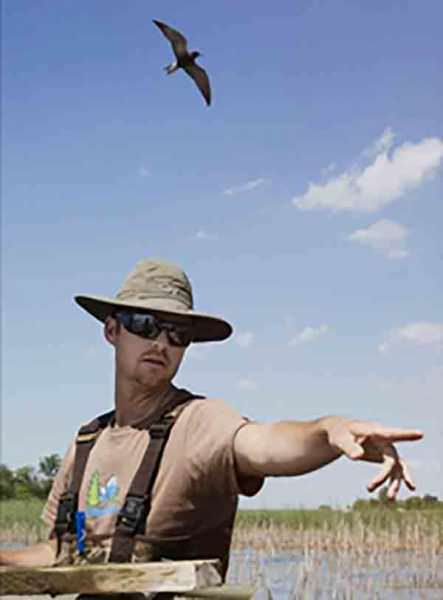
left=43, top=392, right=263, bottom=571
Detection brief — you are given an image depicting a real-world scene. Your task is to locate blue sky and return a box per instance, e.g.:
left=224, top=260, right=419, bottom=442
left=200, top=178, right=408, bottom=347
left=2, top=0, right=442, bottom=508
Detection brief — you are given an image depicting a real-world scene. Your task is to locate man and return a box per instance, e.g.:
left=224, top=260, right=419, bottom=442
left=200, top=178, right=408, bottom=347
left=0, top=258, right=423, bottom=578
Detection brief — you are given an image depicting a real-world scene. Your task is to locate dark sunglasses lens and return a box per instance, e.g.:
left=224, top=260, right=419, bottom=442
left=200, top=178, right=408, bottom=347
left=167, top=326, right=193, bottom=347
left=117, top=312, right=192, bottom=346
left=130, top=314, right=159, bottom=338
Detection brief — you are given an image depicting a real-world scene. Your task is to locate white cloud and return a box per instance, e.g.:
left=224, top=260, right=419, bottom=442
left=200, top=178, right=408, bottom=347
left=238, top=378, right=258, bottom=391
left=193, top=229, right=218, bottom=241
left=289, top=324, right=329, bottom=347
left=293, top=131, right=443, bottom=213
left=379, top=322, right=443, bottom=354
left=348, top=219, right=409, bottom=259
left=223, top=178, right=268, bottom=196
left=138, top=166, right=151, bottom=177
left=234, top=331, right=255, bottom=348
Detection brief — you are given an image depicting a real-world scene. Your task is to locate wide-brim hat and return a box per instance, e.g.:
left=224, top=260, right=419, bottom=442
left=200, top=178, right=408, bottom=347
left=75, top=259, right=233, bottom=343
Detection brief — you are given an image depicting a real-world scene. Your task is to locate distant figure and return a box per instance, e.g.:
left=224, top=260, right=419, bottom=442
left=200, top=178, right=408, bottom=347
left=153, top=19, right=211, bottom=106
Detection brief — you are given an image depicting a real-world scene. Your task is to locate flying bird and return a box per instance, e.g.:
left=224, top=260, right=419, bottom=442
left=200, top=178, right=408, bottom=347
left=153, top=19, right=211, bottom=106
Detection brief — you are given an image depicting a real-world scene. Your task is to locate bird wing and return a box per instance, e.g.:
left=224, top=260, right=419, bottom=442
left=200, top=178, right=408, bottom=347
left=183, top=63, right=211, bottom=106
left=152, top=20, right=188, bottom=58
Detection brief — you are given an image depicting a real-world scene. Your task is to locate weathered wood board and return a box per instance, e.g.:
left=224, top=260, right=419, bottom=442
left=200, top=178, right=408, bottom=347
left=174, top=584, right=256, bottom=598
left=0, top=560, right=222, bottom=596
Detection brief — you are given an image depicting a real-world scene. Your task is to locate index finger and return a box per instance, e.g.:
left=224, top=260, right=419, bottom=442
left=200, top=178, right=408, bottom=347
left=371, top=427, right=423, bottom=442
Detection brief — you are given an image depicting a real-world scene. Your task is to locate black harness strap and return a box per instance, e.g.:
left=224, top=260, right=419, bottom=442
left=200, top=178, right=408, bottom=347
left=54, top=392, right=202, bottom=561
left=54, top=410, right=115, bottom=552
left=108, top=393, right=204, bottom=562
left=108, top=410, right=183, bottom=562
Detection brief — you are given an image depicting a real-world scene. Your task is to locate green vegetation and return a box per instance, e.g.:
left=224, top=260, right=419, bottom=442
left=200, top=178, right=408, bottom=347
left=236, top=504, right=443, bottom=534
left=1, top=457, right=442, bottom=553
left=2, top=495, right=442, bottom=550
left=0, top=456, right=61, bottom=543
left=236, top=501, right=443, bottom=529
left=0, top=497, right=46, bottom=529
left=0, top=498, right=49, bottom=544
left=0, top=455, right=61, bottom=500
left=236, top=486, right=443, bottom=532
left=352, top=485, right=442, bottom=511
left=233, top=492, right=443, bottom=553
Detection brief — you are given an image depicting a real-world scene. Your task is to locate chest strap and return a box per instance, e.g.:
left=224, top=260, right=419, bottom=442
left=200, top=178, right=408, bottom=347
left=54, top=410, right=115, bottom=551
left=108, top=405, right=188, bottom=562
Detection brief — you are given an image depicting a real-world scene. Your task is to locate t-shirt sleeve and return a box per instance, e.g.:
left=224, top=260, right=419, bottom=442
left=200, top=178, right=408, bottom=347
left=182, top=398, right=264, bottom=497
left=41, top=440, right=76, bottom=529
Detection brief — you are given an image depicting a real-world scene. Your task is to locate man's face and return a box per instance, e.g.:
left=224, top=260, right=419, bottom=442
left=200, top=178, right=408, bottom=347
left=104, top=315, right=187, bottom=391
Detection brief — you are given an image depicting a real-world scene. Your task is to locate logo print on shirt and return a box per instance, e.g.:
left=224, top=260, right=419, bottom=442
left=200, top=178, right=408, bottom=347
left=85, top=470, right=120, bottom=518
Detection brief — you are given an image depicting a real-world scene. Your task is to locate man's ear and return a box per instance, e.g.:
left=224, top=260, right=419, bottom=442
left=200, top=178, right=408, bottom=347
left=104, top=316, right=119, bottom=346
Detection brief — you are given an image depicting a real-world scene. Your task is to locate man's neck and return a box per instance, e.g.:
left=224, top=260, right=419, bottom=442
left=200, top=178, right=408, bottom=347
left=114, top=379, right=176, bottom=428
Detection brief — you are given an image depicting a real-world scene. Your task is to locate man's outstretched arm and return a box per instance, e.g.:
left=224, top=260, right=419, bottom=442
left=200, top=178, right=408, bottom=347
left=0, top=538, right=57, bottom=567
left=234, top=416, right=423, bottom=499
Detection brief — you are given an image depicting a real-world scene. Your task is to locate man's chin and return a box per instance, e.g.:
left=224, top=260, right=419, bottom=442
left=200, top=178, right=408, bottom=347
left=135, top=368, right=169, bottom=390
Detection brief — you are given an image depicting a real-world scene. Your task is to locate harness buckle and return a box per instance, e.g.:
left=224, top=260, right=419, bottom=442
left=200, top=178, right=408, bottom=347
left=54, top=491, right=77, bottom=535
left=116, top=495, right=146, bottom=533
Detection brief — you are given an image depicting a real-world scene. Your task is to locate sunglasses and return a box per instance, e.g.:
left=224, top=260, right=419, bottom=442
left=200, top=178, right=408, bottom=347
left=114, top=311, right=194, bottom=347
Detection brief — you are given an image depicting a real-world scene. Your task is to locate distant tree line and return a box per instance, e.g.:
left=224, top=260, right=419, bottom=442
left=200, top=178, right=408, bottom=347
left=352, top=485, right=442, bottom=511
left=0, top=455, right=61, bottom=500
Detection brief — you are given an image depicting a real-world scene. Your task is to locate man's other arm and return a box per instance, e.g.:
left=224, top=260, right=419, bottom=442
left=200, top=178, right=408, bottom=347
left=0, top=538, right=57, bottom=567
left=234, top=416, right=423, bottom=499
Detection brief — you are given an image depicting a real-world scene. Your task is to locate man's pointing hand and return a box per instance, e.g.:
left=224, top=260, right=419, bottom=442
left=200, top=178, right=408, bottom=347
left=324, top=417, right=423, bottom=500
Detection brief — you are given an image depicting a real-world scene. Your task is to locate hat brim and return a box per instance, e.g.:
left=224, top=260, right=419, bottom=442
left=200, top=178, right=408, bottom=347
left=75, top=295, right=233, bottom=343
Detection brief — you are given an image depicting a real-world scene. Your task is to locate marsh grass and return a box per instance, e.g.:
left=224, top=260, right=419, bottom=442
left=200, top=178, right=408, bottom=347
left=1, top=500, right=442, bottom=553
left=2, top=500, right=442, bottom=597
left=233, top=508, right=443, bottom=553
left=0, top=498, right=49, bottom=544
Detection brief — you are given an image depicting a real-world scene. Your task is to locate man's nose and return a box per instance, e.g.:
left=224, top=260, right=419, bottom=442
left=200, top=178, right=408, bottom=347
left=152, top=329, right=170, bottom=347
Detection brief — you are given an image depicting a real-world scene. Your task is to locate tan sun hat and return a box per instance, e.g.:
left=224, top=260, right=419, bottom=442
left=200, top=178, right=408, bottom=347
left=75, top=258, right=233, bottom=343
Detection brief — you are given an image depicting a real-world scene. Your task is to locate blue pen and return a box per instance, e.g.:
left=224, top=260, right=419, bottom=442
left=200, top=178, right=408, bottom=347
left=75, top=511, right=86, bottom=555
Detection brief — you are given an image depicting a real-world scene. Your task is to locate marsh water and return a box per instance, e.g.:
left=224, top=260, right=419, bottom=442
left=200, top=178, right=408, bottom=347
left=228, top=548, right=443, bottom=599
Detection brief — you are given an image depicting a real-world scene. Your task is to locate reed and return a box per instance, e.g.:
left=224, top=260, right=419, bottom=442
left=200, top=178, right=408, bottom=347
left=233, top=508, right=443, bottom=554
left=1, top=500, right=442, bottom=555
left=0, top=498, right=49, bottom=545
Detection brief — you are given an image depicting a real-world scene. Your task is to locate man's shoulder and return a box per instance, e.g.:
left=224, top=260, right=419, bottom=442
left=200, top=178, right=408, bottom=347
left=177, top=395, right=250, bottom=434
left=181, top=395, right=237, bottom=415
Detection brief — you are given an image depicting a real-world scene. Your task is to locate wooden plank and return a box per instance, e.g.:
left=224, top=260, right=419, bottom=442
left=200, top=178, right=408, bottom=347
left=175, top=584, right=256, bottom=598
left=0, top=560, right=222, bottom=596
